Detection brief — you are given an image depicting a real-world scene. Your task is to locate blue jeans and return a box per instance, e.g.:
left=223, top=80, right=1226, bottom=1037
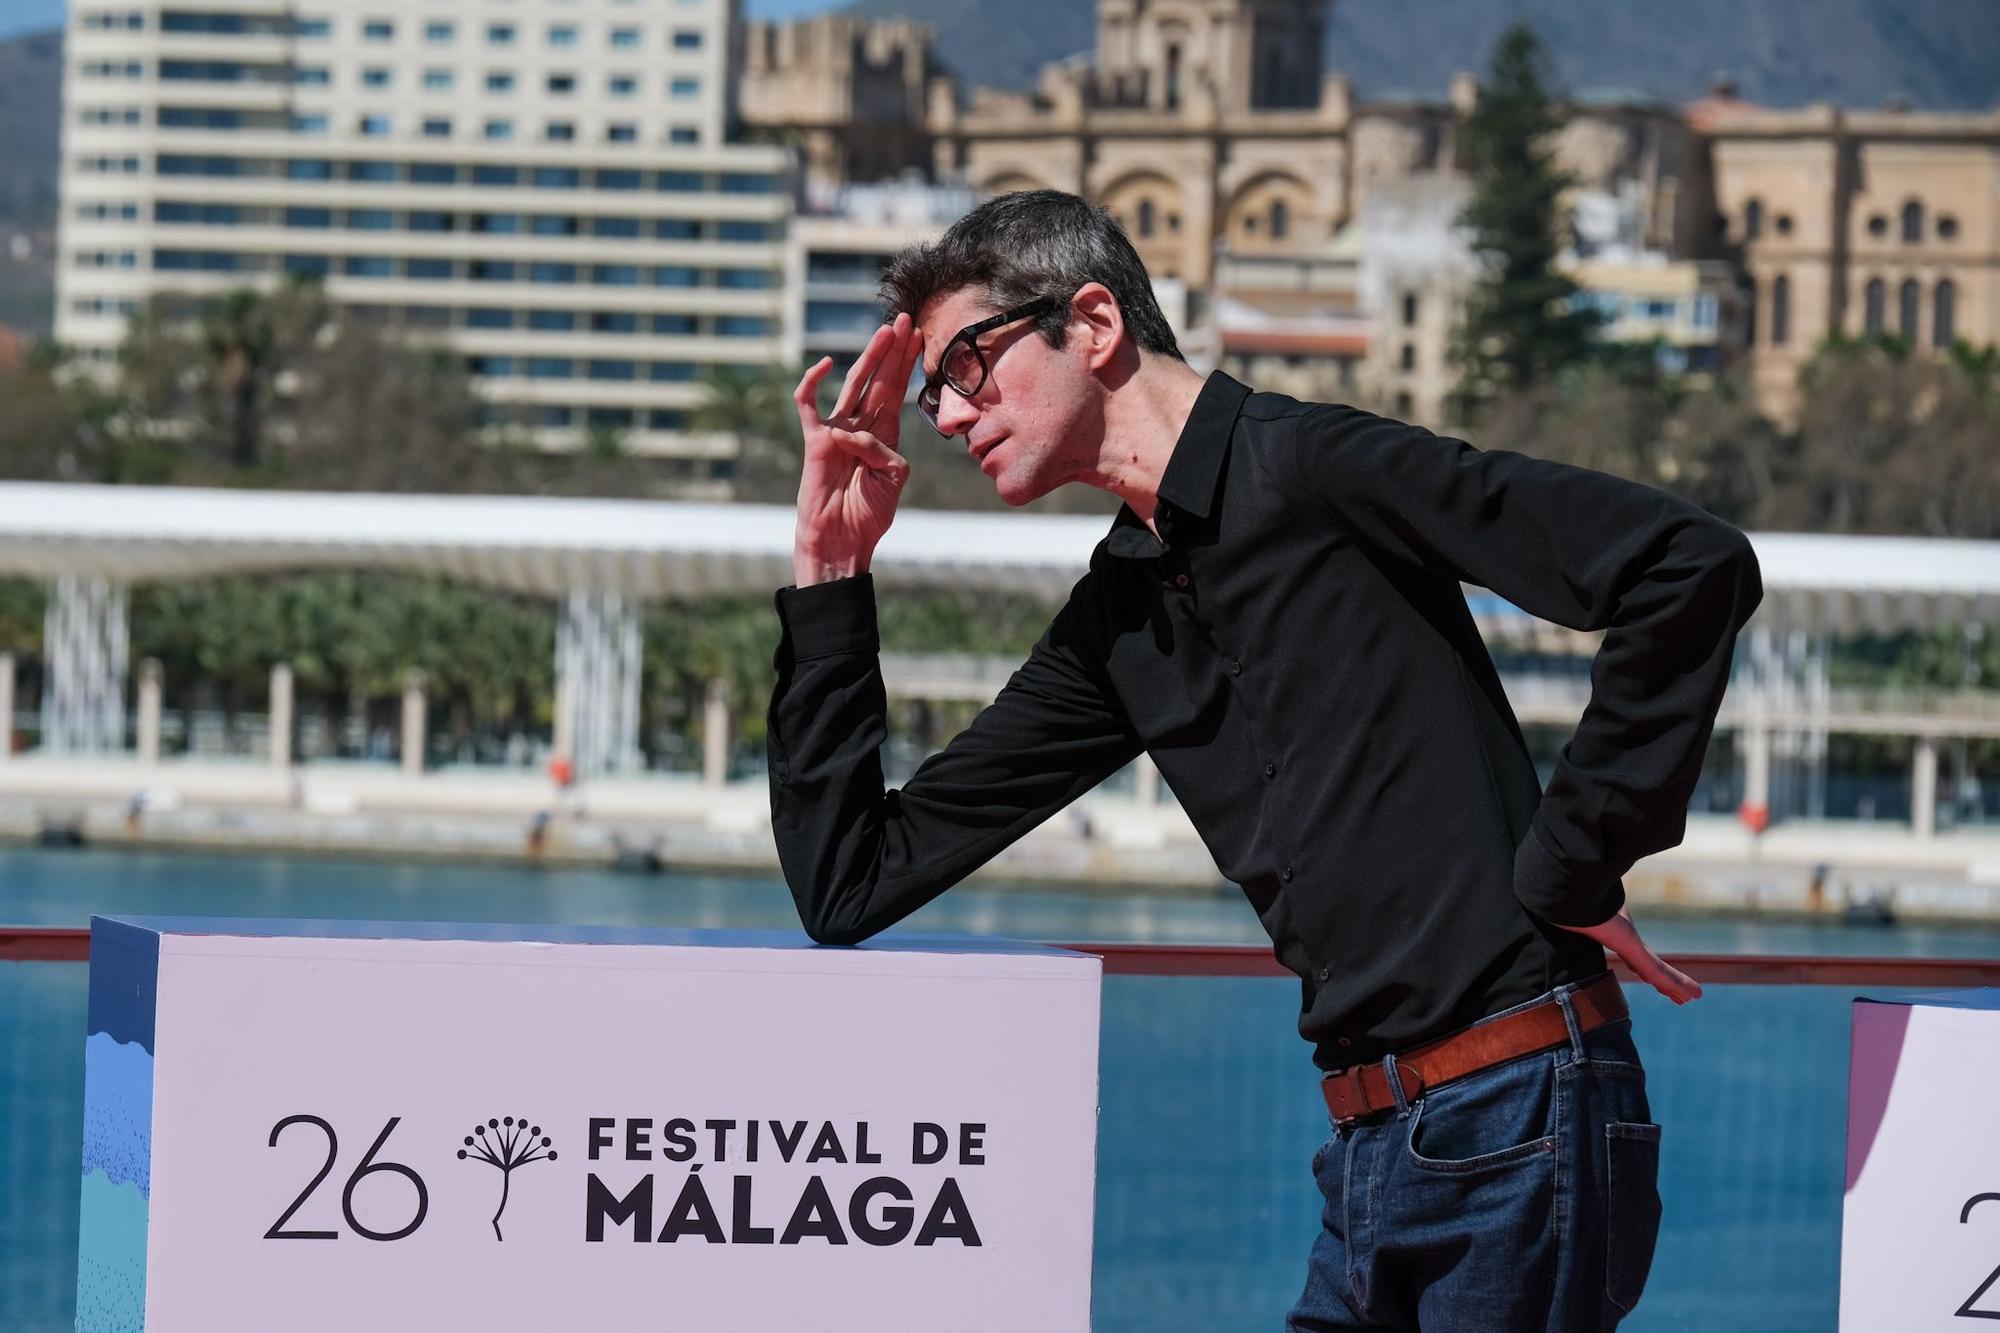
left=1287, top=975, right=1663, bottom=1332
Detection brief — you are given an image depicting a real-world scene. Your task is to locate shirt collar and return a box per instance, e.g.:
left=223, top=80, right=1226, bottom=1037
left=1102, top=370, right=1252, bottom=559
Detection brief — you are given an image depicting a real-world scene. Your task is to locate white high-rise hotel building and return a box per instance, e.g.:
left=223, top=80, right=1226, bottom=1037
left=55, top=0, right=790, bottom=476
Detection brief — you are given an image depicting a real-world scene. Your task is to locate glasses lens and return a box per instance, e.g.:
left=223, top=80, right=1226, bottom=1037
left=917, top=378, right=941, bottom=433
left=942, top=340, right=982, bottom=397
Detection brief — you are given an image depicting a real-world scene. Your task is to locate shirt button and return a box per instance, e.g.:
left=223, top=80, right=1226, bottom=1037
left=1282, top=865, right=1295, bottom=883
left=1229, top=658, right=1243, bottom=677
left=1174, top=573, right=1189, bottom=588
left=1263, top=762, right=1277, bottom=780
left=1337, top=1036, right=1352, bottom=1049
left=1316, top=967, right=1331, bottom=983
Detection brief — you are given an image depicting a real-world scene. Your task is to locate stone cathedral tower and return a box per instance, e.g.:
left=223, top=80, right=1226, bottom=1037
left=1093, top=0, right=1331, bottom=114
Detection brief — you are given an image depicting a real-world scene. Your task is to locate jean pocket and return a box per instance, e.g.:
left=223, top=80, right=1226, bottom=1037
left=1605, top=1121, right=1663, bottom=1313
left=1403, top=1063, right=1559, bottom=1174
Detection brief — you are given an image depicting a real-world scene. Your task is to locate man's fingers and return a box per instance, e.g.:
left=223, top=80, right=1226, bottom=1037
left=829, top=428, right=908, bottom=479
left=793, top=357, right=834, bottom=433
left=830, top=322, right=894, bottom=421
left=857, top=314, right=914, bottom=429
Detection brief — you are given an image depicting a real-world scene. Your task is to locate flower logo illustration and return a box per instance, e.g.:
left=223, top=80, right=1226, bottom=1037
left=457, top=1116, right=556, bottom=1240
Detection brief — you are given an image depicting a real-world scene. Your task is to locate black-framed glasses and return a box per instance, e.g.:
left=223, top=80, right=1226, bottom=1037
left=916, top=294, right=1070, bottom=435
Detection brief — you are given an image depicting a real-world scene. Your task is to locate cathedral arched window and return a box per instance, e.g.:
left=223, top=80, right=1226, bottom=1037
left=1137, top=199, right=1156, bottom=238
left=1269, top=199, right=1288, bottom=240
left=1934, top=279, right=1956, bottom=347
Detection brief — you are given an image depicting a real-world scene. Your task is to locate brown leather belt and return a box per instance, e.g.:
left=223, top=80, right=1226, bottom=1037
left=1321, top=972, right=1628, bottom=1127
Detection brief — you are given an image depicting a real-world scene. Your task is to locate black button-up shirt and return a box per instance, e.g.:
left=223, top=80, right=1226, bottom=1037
left=767, top=372, right=1763, bottom=1069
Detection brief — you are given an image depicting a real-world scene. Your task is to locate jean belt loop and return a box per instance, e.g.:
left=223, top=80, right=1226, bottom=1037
left=1555, top=985, right=1586, bottom=1059
left=1383, top=1052, right=1411, bottom=1116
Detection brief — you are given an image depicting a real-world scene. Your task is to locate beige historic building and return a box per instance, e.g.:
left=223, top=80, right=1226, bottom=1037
left=1700, top=94, right=2000, bottom=422
left=740, top=1, right=1998, bottom=428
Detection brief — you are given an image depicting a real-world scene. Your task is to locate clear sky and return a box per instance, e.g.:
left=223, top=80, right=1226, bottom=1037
left=0, top=0, right=848, bottom=41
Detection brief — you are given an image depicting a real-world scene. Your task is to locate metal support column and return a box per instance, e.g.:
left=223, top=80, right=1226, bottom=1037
left=555, top=589, right=643, bottom=780
left=41, top=576, right=129, bottom=755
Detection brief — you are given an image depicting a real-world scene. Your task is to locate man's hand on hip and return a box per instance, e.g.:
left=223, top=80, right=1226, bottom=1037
left=791, top=313, right=923, bottom=587
left=1557, top=907, right=1703, bottom=1005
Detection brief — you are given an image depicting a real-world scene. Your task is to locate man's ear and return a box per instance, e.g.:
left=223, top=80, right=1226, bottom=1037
left=1070, top=282, right=1125, bottom=373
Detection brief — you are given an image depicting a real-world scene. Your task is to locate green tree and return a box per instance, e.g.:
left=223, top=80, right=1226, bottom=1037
left=1450, top=22, right=1601, bottom=423
left=693, top=362, right=808, bottom=503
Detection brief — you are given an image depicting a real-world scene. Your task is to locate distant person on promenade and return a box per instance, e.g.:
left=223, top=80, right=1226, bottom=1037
left=766, top=190, right=1762, bottom=1330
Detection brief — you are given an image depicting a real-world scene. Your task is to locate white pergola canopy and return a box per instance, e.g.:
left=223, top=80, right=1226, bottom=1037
left=0, top=483, right=1108, bottom=603
left=0, top=482, right=1989, bottom=635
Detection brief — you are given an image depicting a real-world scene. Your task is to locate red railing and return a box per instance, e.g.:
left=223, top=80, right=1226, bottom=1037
left=4, top=926, right=1999, bottom=985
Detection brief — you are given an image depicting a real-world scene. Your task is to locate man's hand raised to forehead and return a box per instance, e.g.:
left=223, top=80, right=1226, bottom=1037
left=791, top=313, right=924, bottom=588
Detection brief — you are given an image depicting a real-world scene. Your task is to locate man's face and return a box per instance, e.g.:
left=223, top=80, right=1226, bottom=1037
left=915, top=286, right=1099, bottom=507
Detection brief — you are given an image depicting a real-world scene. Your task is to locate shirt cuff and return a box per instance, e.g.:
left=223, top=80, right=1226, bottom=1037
left=774, top=573, right=880, bottom=662
left=1513, top=826, right=1626, bottom=928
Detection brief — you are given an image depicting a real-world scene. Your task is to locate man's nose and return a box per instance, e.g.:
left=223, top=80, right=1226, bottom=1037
left=935, top=382, right=979, bottom=437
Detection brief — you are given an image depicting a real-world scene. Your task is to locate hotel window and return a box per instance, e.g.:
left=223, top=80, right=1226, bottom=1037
left=425, top=21, right=454, bottom=42
left=668, top=126, right=698, bottom=144
left=362, top=68, right=391, bottom=89
left=529, top=310, right=575, bottom=331
left=406, top=258, right=453, bottom=281
left=487, top=23, right=515, bottom=45
left=609, top=75, right=637, bottom=96
left=486, top=71, right=515, bottom=92
left=607, top=124, right=637, bottom=144
left=670, top=77, right=699, bottom=98
left=467, top=308, right=515, bottom=329
left=295, top=66, right=330, bottom=86
left=411, top=163, right=457, bottom=184
left=423, top=69, right=454, bottom=91
left=545, top=122, right=576, bottom=142
left=469, top=261, right=517, bottom=282
left=484, top=119, right=514, bottom=141
left=547, top=73, right=575, bottom=94
left=672, top=30, right=702, bottom=49
left=530, top=215, right=578, bottom=236
left=610, top=27, right=639, bottom=48
left=363, top=19, right=393, bottom=41
left=548, top=25, right=578, bottom=47
left=359, top=114, right=392, bottom=137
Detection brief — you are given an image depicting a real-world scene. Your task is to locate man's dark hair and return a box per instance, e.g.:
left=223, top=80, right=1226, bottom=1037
left=879, top=189, right=1184, bottom=361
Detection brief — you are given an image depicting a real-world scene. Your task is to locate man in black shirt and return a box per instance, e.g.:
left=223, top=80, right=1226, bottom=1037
left=767, top=191, right=1761, bottom=1329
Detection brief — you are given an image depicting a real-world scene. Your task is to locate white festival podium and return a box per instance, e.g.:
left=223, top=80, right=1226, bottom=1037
left=75, top=916, right=1103, bottom=1331
left=1841, top=989, right=2000, bottom=1329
